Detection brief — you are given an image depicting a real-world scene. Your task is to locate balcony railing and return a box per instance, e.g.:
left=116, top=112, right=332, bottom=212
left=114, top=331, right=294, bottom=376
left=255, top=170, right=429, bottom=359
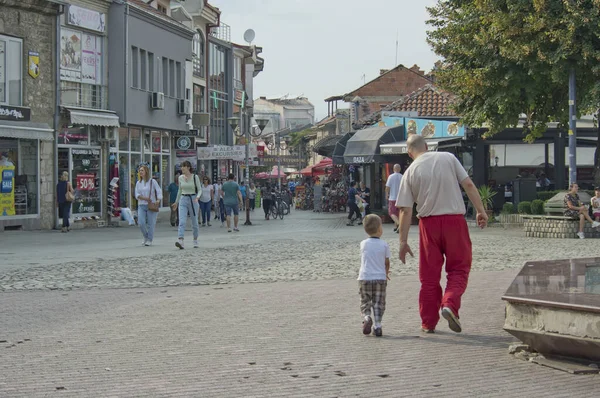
left=60, top=82, right=108, bottom=110
left=209, top=22, right=231, bottom=42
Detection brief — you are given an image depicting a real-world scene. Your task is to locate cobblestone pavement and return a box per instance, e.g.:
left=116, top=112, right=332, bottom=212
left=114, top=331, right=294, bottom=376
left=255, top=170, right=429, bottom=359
left=1, top=271, right=598, bottom=397
left=1, top=211, right=600, bottom=291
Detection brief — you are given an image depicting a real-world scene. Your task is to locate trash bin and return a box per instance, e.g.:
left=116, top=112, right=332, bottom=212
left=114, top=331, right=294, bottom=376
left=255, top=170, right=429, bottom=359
left=513, top=177, right=537, bottom=206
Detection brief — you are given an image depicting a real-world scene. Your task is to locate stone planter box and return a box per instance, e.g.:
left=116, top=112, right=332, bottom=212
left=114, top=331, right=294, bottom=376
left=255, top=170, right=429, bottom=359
left=523, top=215, right=600, bottom=239
left=499, top=214, right=524, bottom=225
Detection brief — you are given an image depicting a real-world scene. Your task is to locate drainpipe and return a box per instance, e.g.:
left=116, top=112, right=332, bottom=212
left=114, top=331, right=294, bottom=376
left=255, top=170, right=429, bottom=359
left=52, top=2, right=66, bottom=229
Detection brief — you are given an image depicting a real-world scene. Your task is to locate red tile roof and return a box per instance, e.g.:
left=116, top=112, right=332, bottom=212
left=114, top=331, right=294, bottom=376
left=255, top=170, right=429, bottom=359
left=354, top=84, right=458, bottom=128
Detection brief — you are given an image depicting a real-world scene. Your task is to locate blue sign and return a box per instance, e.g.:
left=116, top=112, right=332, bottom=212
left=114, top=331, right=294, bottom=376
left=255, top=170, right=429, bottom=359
left=1, top=170, right=14, bottom=193
left=377, top=117, right=465, bottom=139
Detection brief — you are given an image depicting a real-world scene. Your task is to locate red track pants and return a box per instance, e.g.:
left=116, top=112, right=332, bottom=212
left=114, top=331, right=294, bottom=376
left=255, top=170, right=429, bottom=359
left=418, top=215, right=472, bottom=330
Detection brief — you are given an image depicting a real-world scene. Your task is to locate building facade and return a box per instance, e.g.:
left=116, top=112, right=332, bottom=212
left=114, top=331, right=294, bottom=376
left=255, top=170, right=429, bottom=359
left=108, top=0, right=194, bottom=212
left=254, top=96, right=315, bottom=137
left=0, top=0, right=57, bottom=230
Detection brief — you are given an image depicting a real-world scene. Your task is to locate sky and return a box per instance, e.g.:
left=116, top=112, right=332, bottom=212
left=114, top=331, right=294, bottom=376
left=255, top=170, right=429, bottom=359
left=210, top=0, right=440, bottom=121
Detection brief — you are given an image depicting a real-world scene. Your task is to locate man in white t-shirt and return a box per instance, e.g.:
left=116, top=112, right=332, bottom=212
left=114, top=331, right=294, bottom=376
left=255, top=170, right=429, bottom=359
left=396, top=134, right=487, bottom=334
left=385, top=164, right=403, bottom=232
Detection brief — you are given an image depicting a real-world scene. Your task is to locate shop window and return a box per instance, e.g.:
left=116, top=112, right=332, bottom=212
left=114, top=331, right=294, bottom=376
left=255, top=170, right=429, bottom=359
left=71, top=148, right=101, bottom=214
left=89, top=126, right=101, bottom=146
left=0, top=35, right=23, bottom=105
left=119, top=128, right=129, bottom=151
left=59, top=126, right=89, bottom=145
left=161, top=131, right=170, bottom=154
left=130, top=128, right=141, bottom=152
left=0, top=139, right=38, bottom=216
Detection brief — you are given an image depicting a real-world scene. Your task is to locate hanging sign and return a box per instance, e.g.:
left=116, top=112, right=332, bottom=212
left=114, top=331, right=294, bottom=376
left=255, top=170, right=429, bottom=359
left=67, top=5, right=106, bottom=33
left=28, top=51, right=40, bottom=79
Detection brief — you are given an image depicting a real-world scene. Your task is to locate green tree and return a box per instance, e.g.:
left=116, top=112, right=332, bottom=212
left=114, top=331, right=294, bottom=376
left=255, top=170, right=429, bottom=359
left=426, top=0, right=600, bottom=143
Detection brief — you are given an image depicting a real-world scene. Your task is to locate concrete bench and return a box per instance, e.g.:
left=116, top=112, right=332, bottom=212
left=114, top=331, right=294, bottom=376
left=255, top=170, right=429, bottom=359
left=522, top=215, right=600, bottom=239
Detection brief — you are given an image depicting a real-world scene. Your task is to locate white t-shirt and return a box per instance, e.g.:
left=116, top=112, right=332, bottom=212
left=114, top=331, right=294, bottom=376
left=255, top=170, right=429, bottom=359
left=396, top=152, right=469, bottom=218
left=386, top=172, right=403, bottom=201
left=592, top=197, right=600, bottom=214
left=358, top=237, right=390, bottom=281
left=200, top=184, right=214, bottom=203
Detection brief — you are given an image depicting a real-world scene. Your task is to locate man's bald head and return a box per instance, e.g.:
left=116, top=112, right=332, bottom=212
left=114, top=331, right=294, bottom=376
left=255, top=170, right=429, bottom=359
left=393, top=163, right=401, bottom=173
left=407, top=134, right=427, bottom=157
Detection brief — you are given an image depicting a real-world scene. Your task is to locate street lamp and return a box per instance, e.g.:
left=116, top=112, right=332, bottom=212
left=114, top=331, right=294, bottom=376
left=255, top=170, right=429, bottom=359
left=267, top=129, right=290, bottom=190
left=228, top=115, right=269, bottom=226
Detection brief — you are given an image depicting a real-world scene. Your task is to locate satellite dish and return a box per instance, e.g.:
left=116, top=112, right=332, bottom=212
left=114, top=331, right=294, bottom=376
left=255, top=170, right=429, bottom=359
left=243, top=29, right=256, bottom=45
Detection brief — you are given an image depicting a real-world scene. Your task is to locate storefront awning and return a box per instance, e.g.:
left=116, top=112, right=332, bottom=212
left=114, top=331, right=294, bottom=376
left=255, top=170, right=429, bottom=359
left=332, top=132, right=354, bottom=165
left=313, top=134, right=343, bottom=157
left=0, top=120, right=54, bottom=141
left=66, top=108, right=120, bottom=127
left=380, top=137, right=464, bottom=155
left=343, top=125, right=403, bottom=164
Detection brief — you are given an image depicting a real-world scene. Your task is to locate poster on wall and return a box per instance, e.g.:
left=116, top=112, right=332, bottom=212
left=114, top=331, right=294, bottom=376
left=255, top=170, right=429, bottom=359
left=175, top=150, right=197, bottom=172
left=0, top=41, right=5, bottom=103
left=60, top=28, right=82, bottom=82
left=81, top=34, right=97, bottom=84
left=0, top=159, right=15, bottom=216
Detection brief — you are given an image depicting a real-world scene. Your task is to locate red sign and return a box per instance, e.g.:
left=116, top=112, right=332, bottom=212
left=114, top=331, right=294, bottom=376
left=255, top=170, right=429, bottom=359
left=76, top=173, right=95, bottom=191
left=257, top=145, right=265, bottom=158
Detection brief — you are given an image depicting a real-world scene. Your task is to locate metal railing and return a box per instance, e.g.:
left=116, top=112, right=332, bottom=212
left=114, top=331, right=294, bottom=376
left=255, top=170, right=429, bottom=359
left=209, top=22, right=231, bottom=42
left=60, top=82, right=108, bottom=110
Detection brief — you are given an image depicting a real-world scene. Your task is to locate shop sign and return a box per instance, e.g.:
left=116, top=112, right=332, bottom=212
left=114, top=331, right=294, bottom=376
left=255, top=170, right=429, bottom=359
left=76, top=173, right=95, bottom=191
left=60, top=28, right=102, bottom=84
left=234, top=89, right=245, bottom=105
left=0, top=165, right=15, bottom=216
left=67, top=5, right=106, bottom=33
left=177, top=136, right=192, bottom=150
left=28, top=51, right=40, bottom=79
left=173, top=129, right=201, bottom=137
left=72, top=149, right=100, bottom=156
left=257, top=145, right=265, bottom=158
left=0, top=105, right=31, bottom=121
left=197, top=145, right=258, bottom=161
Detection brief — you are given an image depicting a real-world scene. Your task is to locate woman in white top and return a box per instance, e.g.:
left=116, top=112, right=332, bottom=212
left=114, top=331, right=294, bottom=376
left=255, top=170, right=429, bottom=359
left=134, top=165, right=163, bottom=246
left=171, top=161, right=202, bottom=249
left=248, top=183, right=257, bottom=212
left=200, top=176, right=214, bottom=227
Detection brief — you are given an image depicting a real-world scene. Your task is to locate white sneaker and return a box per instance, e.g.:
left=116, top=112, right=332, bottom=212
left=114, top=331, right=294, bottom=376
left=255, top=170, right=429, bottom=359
left=145, top=240, right=152, bottom=246
left=193, top=240, right=199, bottom=248
left=593, top=221, right=600, bottom=228
left=175, top=239, right=184, bottom=249
left=142, top=239, right=147, bottom=246
left=578, top=232, right=585, bottom=239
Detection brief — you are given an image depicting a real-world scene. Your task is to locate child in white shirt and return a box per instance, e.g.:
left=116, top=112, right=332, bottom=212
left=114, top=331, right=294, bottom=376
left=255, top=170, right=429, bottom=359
left=358, top=214, right=391, bottom=337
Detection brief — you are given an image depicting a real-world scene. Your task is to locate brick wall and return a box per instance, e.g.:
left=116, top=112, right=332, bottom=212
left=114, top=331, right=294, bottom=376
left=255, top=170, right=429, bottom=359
left=524, top=217, right=600, bottom=239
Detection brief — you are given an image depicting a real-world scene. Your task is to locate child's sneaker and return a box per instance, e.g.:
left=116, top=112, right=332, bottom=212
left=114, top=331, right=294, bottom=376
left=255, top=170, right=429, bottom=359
left=373, top=327, right=383, bottom=337
left=362, top=316, right=372, bottom=335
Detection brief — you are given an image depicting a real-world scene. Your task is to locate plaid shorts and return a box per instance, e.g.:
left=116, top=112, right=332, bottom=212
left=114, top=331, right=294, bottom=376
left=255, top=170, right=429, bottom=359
left=359, top=280, right=387, bottom=323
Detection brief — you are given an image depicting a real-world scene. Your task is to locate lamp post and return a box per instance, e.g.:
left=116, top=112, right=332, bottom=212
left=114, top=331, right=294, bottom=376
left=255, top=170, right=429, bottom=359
left=228, top=115, right=269, bottom=225
left=267, top=129, right=290, bottom=190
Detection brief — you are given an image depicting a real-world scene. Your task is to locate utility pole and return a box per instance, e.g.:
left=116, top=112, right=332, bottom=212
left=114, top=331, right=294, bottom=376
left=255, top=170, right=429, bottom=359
left=568, top=67, right=577, bottom=186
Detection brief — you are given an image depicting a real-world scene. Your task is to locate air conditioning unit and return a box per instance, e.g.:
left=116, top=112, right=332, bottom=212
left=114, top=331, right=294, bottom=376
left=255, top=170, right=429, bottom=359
left=177, top=99, right=190, bottom=115
left=150, top=92, right=165, bottom=110
left=192, top=112, right=210, bottom=127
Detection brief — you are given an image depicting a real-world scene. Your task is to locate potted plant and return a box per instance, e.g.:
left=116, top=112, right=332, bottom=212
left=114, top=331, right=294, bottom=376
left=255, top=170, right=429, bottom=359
left=478, top=185, right=497, bottom=216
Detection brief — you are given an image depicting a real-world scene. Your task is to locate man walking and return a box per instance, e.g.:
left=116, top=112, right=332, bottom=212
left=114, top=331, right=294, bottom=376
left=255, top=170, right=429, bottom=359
left=396, top=135, right=487, bottom=334
left=168, top=170, right=181, bottom=227
left=385, top=164, right=403, bottom=232
left=222, top=173, right=242, bottom=232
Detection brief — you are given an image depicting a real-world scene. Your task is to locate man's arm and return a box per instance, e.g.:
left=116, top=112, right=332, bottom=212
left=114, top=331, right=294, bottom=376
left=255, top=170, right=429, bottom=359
left=398, top=206, right=413, bottom=243
left=460, top=177, right=488, bottom=227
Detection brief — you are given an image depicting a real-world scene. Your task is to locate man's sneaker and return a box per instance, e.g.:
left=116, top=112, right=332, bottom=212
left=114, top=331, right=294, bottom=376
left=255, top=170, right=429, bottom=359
left=347, top=221, right=354, bottom=226
left=193, top=240, right=199, bottom=248
left=593, top=221, right=600, bottom=228
left=175, top=239, right=184, bottom=249
left=373, top=327, right=383, bottom=337
left=234, top=228, right=240, bottom=232
left=145, top=240, right=152, bottom=246
left=362, top=316, right=373, bottom=335
left=578, top=231, right=585, bottom=239
left=228, top=228, right=232, bottom=233
left=142, top=239, right=147, bottom=246
left=441, top=307, right=462, bottom=333
left=357, top=220, right=363, bottom=225
left=421, top=327, right=435, bottom=334
left=207, top=223, right=212, bottom=227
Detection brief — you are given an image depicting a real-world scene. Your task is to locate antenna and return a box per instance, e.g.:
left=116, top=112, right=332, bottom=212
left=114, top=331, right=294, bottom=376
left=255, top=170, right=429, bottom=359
left=361, top=74, right=366, bottom=85
left=395, top=29, right=399, bottom=66
left=243, top=29, right=256, bottom=45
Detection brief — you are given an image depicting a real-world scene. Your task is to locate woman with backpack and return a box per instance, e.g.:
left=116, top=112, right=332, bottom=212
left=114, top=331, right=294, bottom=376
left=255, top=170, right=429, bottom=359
left=171, top=161, right=202, bottom=249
